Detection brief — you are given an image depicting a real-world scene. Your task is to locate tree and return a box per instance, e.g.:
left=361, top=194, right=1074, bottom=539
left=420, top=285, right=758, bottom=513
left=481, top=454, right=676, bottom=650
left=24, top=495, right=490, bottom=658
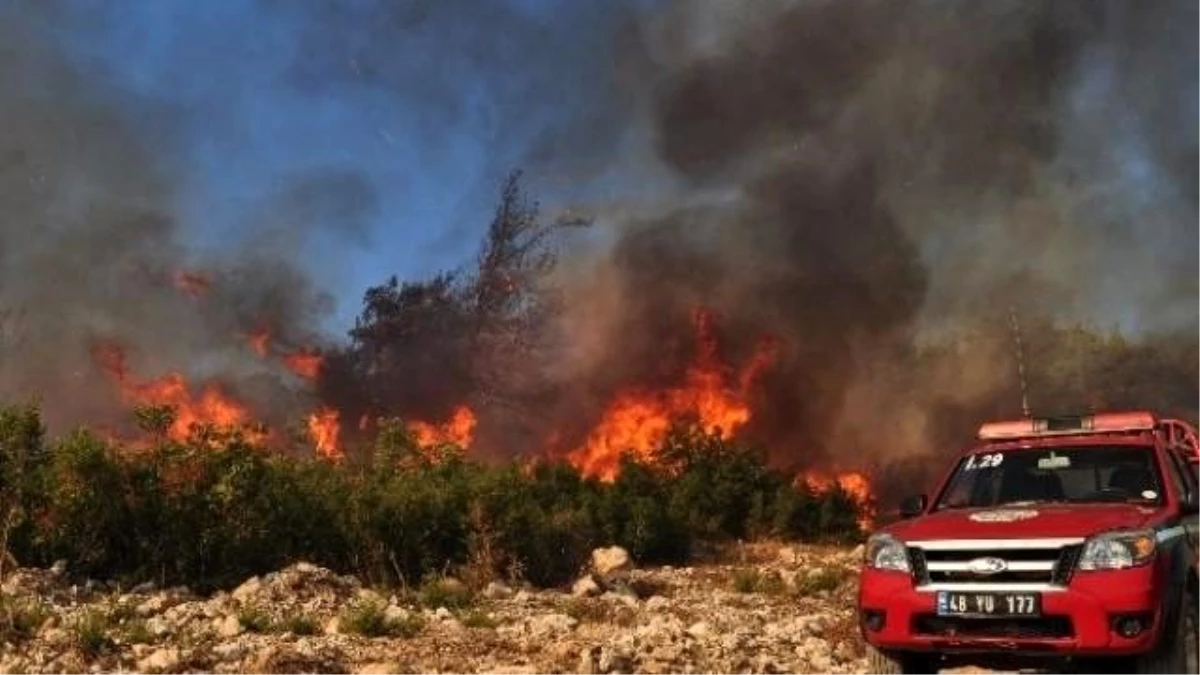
left=0, top=402, right=45, bottom=576
left=321, top=170, right=587, bottom=458
left=467, top=171, right=588, bottom=441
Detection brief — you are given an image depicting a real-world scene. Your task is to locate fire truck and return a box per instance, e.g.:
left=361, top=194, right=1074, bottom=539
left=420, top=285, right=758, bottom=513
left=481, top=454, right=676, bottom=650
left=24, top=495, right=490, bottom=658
left=858, top=411, right=1199, bottom=673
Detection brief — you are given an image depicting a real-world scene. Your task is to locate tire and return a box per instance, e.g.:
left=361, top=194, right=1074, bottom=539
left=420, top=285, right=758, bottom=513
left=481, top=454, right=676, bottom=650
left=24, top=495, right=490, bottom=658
left=1135, top=591, right=1198, bottom=674
left=866, top=645, right=939, bottom=674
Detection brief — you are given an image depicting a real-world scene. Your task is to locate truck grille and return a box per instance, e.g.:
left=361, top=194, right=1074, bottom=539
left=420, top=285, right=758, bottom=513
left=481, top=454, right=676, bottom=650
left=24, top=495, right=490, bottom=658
left=906, top=539, right=1084, bottom=589
left=912, top=615, right=1074, bottom=640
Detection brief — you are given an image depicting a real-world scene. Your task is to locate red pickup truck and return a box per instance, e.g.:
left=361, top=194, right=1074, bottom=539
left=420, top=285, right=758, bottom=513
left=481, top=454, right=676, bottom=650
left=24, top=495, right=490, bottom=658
left=858, top=411, right=1199, bottom=673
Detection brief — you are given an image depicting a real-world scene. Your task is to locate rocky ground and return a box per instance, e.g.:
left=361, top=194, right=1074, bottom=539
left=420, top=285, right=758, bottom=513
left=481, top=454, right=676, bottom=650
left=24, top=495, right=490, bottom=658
left=0, top=543, right=889, bottom=674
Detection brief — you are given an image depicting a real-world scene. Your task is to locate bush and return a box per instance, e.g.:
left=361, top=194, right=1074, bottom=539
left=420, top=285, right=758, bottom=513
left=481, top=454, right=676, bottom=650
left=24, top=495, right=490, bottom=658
left=0, top=405, right=873, bottom=594
left=72, top=609, right=114, bottom=658
left=417, top=576, right=473, bottom=610
left=339, top=600, right=422, bottom=638
left=277, top=614, right=318, bottom=636
left=237, top=606, right=272, bottom=633
left=0, top=596, right=48, bottom=643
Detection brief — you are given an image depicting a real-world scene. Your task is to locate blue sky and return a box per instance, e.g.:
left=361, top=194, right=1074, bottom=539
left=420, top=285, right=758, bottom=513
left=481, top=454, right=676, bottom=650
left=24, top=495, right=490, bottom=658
left=43, top=0, right=657, bottom=330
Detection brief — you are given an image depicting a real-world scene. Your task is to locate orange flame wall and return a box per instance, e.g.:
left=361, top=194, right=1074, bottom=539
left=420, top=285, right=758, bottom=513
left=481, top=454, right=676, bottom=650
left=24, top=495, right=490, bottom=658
left=566, top=310, right=777, bottom=481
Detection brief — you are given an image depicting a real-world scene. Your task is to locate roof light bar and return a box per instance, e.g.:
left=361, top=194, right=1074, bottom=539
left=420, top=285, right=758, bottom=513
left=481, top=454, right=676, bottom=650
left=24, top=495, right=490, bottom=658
left=977, top=411, right=1157, bottom=441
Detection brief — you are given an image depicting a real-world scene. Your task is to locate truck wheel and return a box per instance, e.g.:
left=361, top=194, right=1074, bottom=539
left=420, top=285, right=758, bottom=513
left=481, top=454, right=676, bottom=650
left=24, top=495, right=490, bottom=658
left=1135, top=590, right=1198, bottom=674
left=866, top=645, right=939, bottom=674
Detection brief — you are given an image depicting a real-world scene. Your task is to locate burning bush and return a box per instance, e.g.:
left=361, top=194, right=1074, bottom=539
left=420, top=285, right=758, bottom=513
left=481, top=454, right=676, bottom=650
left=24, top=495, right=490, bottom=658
left=0, top=404, right=867, bottom=591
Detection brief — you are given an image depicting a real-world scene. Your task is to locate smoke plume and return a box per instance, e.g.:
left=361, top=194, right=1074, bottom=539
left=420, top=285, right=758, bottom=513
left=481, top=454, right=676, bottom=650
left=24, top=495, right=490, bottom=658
left=546, top=0, right=1198, bottom=484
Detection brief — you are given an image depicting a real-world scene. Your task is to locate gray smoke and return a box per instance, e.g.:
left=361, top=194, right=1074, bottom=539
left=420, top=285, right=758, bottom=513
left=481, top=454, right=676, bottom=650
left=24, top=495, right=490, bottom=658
left=546, top=0, right=1198, bottom=478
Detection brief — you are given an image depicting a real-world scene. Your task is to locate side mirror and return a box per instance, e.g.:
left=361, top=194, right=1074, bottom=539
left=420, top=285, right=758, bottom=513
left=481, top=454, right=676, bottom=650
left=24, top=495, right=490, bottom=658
left=900, top=494, right=928, bottom=519
left=1182, top=489, right=1199, bottom=516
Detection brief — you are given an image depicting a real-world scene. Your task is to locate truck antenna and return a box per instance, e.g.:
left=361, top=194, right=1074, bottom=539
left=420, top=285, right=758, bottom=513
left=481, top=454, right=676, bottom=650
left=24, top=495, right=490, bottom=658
left=1008, top=306, right=1032, bottom=418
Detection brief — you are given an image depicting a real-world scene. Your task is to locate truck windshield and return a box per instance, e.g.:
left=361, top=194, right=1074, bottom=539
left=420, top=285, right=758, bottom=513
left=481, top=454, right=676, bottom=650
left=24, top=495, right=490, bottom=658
left=935, top=445, right=1163, bottom=510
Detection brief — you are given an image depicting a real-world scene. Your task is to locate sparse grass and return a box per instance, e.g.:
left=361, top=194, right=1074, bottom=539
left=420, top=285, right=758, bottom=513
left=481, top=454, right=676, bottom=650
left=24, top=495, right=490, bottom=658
left=794, top=567, right=848, bottom=596
left=120, top=619, right=153, bottom=645
left=730, top=568, right=786, bottom=594
left=72, top=609, right=115, bottom=658
left=104, top=598, right=138, bottom=623
left=459, top=609, right=498, bottom=629
left=277, top=614, right=318, bottom=636
left=0, top=596, right=49, bottom=643
left=418, top=576, right=473, bottom=610
left=237, top=606, right=273, bottom=633
left=339, top=600, right=424, bottom=638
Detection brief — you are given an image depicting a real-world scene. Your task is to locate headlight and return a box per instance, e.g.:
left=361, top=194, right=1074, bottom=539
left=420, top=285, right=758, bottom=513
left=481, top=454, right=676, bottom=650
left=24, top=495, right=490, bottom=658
left=1077, top=529, right=1156, bottom=571
left=865, top=533, right=910, bottom=572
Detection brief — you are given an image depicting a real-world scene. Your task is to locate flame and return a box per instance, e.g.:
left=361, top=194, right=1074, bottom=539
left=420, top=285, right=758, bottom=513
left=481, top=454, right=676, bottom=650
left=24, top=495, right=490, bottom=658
left=91, top=341, right=263, bottom=444
left=567, top=310, right=775, bottom=481
left=282, top=348, right=323, bottom=381
left=172, top=270, right=211, bottom=300
left=247, top=326, right=271, bottom=357
left=307, top=407, right=342, bottom=460
left=799, top=470, right=876, bottom=531
left=410, top=405, right=477, bottom=449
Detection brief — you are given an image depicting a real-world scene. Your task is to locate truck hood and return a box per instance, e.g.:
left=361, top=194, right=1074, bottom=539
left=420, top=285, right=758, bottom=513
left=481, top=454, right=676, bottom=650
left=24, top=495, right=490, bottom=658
left=885, top=503, right=1162, bottom=542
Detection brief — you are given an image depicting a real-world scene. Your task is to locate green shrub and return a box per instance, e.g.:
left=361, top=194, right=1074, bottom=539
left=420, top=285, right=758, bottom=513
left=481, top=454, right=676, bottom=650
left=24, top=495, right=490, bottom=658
left=459, top=609, right=498, bottom=629
left=795, top=567, right=849, bottom=595
left=0, top=596, right=49, bottom=642
left=120, top=619, right=153, bottom=645
left=418, top=577, right=473, bottom=610
left=0, top=404, right=877, bottom=595
left=72, top=609, right=114, bottom=658
left=339, top=600, right=423, bottom=638
left=277, top=614, right=318, bottom=636
left=237, top=606, right=272, bottom=633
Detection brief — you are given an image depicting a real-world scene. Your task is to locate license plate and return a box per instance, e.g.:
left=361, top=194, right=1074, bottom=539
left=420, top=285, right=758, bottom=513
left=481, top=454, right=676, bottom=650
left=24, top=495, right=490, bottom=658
left=936, top=591, right=1041, bottom=617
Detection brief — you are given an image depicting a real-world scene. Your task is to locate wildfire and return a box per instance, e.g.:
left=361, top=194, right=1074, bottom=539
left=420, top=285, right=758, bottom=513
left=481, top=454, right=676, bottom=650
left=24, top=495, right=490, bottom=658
left=410, top=405, right=477, bottom=449
left=799, top=470, right=877, bottom=531
left=282, top=348, right=323, bottom=381
left=91, top=341, right=262, bottom=444
left=567, top=310, right=775, bottom=481
left=246, top=326, right=271, bottom=357
left=308, top=407, right=342, bottom=460
left=172, top=270, right=211, bottom=300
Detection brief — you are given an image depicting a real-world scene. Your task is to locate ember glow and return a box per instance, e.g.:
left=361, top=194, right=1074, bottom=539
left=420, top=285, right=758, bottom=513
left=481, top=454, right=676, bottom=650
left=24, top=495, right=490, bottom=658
left=172, top=270, right=211, bottom=300
left=91, top=341, right=262, bottom=444
left=410, top=405, right=477, bottom=450
left=308, top=407, right=342, bottom=460
left=566, top=310, right=775, bottom=481
left=246, top=326, right=271, bottom=358
left=282, top=349, right=323, bottom=381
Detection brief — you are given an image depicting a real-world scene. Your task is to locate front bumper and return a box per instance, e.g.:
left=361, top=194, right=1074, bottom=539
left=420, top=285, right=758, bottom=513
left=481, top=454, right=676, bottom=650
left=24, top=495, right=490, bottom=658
left=858, top=565, right=1164, bottom=655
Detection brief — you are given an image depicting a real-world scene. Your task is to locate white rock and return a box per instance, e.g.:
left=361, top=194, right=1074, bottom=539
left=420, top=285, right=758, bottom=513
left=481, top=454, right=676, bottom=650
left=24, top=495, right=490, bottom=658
left=483, top=581, right=512, bottom=599
left=293, top=561, right=321, bottom=575
left=591, top=546, right=632, bottom=577
left=686, top=621, right=712, bottom=639
left=572, top=574, right=602, bottom=597
left=137, top=648, right=180, bottom=673
left=216, top=614, right=243, bottom=638
left=231, top=576, right=261, bottom=601
left=644, top=596, right=669, bottom=612
left=384, top=604, right=409, bottom=623
left=435, top=607, right=453, bottom=621
left=577, top=647, right=598, bottom=675
left=527, top=612, right=578, bottom=637
left=323, top=616, right=341, bottom=635
left=212, top=642, right=247, bottom=662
